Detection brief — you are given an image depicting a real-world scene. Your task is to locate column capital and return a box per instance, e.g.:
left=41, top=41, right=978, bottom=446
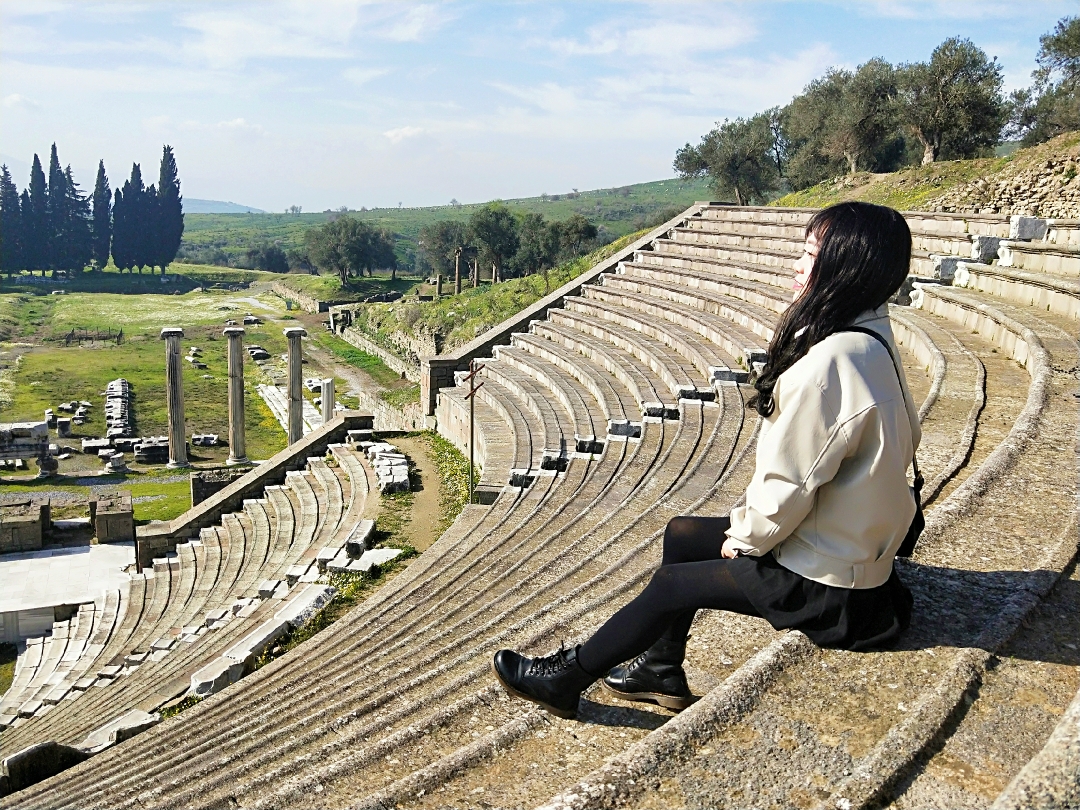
left=223, top=326, right=246, bottom=338
left=283, top=327, right=308, bottom=339
left=160, top=327, right=184, bottom=340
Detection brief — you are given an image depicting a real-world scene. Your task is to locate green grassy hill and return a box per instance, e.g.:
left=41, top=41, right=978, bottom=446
left=181, top=177, right=711, bottom=266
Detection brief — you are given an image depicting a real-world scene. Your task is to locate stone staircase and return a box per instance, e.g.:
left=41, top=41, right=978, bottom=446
left=1, top=204, right=1077, bottom=809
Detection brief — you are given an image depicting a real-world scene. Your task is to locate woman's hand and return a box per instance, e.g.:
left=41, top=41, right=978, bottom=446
left=721, top=538, right=741, bottom=559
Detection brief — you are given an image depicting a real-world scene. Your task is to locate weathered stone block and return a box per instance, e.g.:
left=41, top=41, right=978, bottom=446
left=257, top=579, right=282, bottom=599
left=1, top=741, right=89, bottom=794
left=1010, top=215, right=1048, bottom=241
left=274, top=584, right=337, bottom=629
left=345, top=519, right=375, bottom=558
left=971, top=234, right=1002, bottom=263
left=931, top=255, right=961, bottom=281
left=190, top=656, right=245, bottom=696
left=78, top=709, right=160, bottom=753
left=223, top=618, right=289, bottom=665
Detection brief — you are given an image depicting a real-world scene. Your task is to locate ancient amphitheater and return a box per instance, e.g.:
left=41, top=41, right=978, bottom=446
left=1, top=203, right=1078, bottom=809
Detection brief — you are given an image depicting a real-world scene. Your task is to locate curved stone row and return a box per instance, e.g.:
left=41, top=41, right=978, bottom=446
left=3, top=205, right=1077, bottom=809
left=0, top=443, right=370, bottom=762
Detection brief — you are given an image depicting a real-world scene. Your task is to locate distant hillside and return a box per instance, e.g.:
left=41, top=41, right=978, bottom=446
left=179, top=177, right=712, bottom=267
left=772, top=132, right=1080, bottom=217
left=184, top=198, right=266, bottom=214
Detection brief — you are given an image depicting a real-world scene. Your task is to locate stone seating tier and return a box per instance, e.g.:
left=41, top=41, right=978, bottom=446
left=4, top=204, right=1078, bottom=810
left=0, top=444, right=368, bottom=751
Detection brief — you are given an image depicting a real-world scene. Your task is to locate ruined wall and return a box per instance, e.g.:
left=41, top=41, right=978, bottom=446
left=929, top=142, right=1080, bottom=219
left=339, top=327, right=422, bottom=383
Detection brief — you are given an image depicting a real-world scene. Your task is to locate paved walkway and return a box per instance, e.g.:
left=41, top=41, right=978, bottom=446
left=0, top=542, right=133, bottom=613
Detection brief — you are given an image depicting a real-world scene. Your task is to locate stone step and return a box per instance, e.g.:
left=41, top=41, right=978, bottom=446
left=548, top=305, right=700, bottom=402
left=490, top=346, right=602, bottom=447
left=571, top=291, right=746, bottom=383
left=998, top=239, right=1080, bottom=277
left=955, top=261, right=1080, bottom=319
left=624, top=258, right=792, bottom=314
left=589, top=281, right=767, bottom=370
left=509, top=332, right=640, bottom=424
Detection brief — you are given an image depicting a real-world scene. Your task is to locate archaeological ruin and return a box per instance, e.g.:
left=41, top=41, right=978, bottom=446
left=0, top=203, right=1077, bottom=809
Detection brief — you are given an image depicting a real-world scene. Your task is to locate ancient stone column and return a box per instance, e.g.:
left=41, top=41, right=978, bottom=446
left=224, top=327, right=248, bottom=465
left=472, top=259, right=478, bottom=288
left=160, top=327, right=189, bottom=468
left=435, top=273, right=442, bottom=298
left=321, top=378, right=335, bottom=425
left=454, top=248, right=462, bottom=295
left=284, top=327, right=307, bottom=445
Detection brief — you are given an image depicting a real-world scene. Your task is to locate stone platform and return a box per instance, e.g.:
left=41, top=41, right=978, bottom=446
left=0, top=542, right=132, bottom=643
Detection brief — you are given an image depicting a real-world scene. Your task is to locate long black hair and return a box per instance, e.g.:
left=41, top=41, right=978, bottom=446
left=748, top=201, right=911, bottom=417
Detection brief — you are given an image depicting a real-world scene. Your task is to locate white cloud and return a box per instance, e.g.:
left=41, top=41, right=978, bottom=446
left=2, top=93, right=39, bottom=110
left=859, top=0, right=1044, bottom=20
left=375, top=4, right=453, bottom=42
left=384, top=125, right=423, bottom=143
left=547, top=12, right=756, bottom=60
left=343, top=67, right=389, bottom=85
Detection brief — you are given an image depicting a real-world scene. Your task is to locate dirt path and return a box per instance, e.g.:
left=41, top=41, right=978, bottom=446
left=392, top=435, right=443, bottom=551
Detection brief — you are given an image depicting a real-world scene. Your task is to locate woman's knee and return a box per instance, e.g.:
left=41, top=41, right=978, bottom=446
left=662, top=515, right=729, bottom=565
left=662, top=517, right=696, bottom=562
left=644, top=564, right=684, bottom=602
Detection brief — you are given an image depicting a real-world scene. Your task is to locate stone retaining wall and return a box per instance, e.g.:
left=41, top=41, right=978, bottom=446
left=353, top=387, right=428, bottom=432
left=135, top=411, right=373, bottom=570
left=269, top=281, right=340, bottom=313
left=339, top=327, right=422, bottom=383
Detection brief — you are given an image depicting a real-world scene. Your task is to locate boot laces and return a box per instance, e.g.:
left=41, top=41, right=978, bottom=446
left=624, top=651, right=649, bottom=673
left=526, top=645, right=571, bottom=678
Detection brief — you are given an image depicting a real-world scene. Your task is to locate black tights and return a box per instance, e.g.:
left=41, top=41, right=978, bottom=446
left=577, top=516, right=760, bottom=677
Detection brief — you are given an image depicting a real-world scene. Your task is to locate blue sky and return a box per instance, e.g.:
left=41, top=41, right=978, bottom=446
left=1, top=1, right=1074, bottom=211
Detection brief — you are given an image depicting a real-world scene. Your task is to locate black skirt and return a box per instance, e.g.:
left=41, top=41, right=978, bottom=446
left=729, top=552, right=913, bottom=650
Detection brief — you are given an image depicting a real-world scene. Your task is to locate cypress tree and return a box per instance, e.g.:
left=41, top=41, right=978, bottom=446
left=116, top=164, right=144, bottom=272
left=111, top=187, right=129, bottom=271
left=91, top=160, right=111, bottom=270
left=46, top=143, right=66, bottom=272
left=63, top=165, right=92, bottom=272
left=25, top=154, right=48, bottom=274
left=156, top=145, right=184, bottom=274
left=143, top=183, right=159, bottom=271
left=0, top=165, right=23, bottom=275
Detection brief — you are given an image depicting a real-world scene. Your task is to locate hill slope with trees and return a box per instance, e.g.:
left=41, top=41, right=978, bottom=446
left=677, top=16, right=1079, bottom=211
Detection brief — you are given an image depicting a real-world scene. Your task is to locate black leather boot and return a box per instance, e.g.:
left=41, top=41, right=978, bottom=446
left=601, top=636, right=697, bottom=711
left=491, top=645, right=596, bottom=719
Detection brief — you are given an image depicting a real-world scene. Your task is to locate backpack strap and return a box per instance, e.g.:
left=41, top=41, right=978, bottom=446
left=838, top=326, right=921, bottom=484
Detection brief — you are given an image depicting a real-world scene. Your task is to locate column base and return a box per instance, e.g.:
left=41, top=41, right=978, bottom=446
left=167, top=461, right=191, bottom=469
left=226, top=456, right=251, bottom=466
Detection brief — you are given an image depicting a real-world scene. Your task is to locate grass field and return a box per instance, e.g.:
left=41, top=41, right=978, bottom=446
left=0, top=473, right=193, bottom=522
left=0, top=287, right=290, bottom=463
left=179, top=177, right=712, bottom=266
left=0, top=643, right=16, bottom=697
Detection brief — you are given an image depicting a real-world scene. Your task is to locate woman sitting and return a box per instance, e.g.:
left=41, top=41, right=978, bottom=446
left=492, top=201, right=920, bottom=719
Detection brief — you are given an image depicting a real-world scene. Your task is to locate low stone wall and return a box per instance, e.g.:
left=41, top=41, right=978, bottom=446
left=269, top=281, right=343, bottom=314
left=135, top=412, right=373, bottom=570
left=190, top=468, right=250, bottom=507
left=354, top=388, right=427, bottom=432
left=0, top=499, right=49, bottom=554
left=420, top=204, right=712, bottom=416
left=339, top=327, right=422, bottom=383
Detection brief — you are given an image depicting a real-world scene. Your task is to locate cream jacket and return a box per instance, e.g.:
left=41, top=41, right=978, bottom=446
left=725, top=306, right=921, bottom=589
